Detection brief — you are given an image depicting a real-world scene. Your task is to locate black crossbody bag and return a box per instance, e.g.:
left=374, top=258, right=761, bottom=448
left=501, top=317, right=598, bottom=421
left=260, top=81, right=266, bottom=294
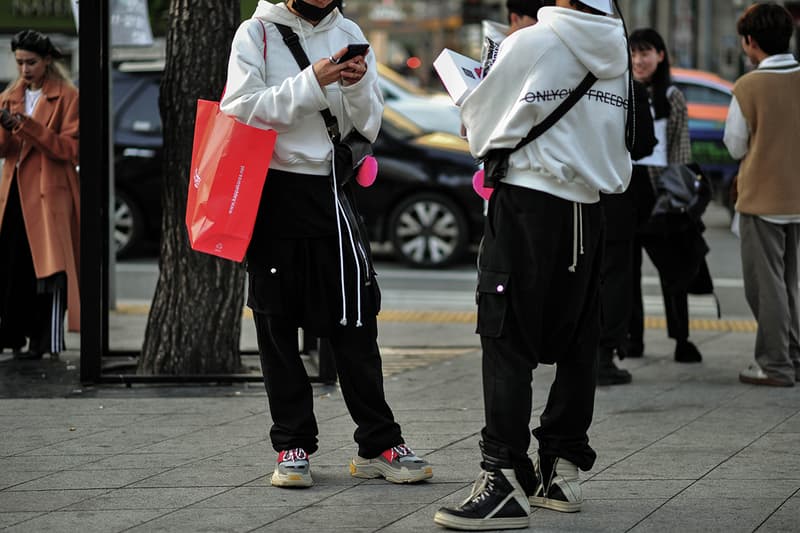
left=274, top=23, right=372, bottom=186
left=482, top=72, right=597, bottom=188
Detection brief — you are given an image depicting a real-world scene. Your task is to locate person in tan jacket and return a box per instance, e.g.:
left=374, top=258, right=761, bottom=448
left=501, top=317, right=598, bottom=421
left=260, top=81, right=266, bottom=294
left=724, top=4, right=800, bottom=387
left=0, top=30, right=79, bottom=360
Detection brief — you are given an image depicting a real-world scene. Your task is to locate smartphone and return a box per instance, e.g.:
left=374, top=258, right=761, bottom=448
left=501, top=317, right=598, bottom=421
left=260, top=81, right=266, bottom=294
left=336, top=43, right=369, bottom=64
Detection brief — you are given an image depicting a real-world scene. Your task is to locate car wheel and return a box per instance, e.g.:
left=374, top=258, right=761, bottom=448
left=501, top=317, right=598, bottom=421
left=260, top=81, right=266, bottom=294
left=388, top=192, right=469, bottom=268
left=114, top=190, right=144, bottom=257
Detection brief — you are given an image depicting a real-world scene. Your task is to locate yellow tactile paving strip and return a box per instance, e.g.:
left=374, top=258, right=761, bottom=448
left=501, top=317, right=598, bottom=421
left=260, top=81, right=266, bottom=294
left=114, top=305, right=757, bottom=332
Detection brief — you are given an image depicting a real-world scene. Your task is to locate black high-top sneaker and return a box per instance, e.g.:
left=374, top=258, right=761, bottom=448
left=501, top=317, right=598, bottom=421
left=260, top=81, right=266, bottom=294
left=433, top=463, right=530, bottom=530
left=529, top=455, right=582, bottom=513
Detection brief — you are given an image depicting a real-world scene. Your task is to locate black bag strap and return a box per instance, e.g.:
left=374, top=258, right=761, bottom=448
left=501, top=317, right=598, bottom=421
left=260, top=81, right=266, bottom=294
left=509, top=71, right=597, bottom=153
left=274, top=23, right=341, bottom=142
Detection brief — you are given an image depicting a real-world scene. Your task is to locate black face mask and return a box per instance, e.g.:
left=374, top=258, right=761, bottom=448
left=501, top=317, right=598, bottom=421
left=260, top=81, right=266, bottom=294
left=290, top=0, right=337, bottom=22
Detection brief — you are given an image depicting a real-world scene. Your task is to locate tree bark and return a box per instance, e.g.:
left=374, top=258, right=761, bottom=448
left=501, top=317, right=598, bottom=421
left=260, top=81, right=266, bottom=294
left=138, top=0, right=244, bottom=375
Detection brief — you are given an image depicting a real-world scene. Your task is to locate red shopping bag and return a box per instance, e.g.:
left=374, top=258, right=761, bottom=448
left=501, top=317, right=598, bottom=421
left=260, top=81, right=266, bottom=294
left=185, top=100, right=277, bottom=262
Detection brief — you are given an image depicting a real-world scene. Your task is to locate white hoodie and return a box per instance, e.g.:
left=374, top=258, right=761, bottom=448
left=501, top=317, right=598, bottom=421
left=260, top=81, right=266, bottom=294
left=461, top=6, right=632, bottom=203
left=220, top=1, right=382, bottom=176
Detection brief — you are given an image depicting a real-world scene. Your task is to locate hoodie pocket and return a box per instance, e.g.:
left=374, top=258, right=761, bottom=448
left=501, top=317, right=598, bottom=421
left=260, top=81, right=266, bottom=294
left=476, top=270, right=510, bottom=338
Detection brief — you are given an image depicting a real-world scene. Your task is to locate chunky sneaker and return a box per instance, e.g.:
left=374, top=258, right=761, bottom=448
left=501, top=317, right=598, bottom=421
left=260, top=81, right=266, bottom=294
left=271, top=448, right=312, bottom=488
left=350, top=444, right=433, bottom=483
left=529, top=456, right=582, bottom=512
left=434, top=467, right=530, bottom=530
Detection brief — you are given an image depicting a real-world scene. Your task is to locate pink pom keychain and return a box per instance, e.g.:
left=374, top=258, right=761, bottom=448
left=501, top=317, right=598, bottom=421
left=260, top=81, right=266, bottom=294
left=472, top=168, right=493, bottom=200
left=355, top=155, right=378, bottom=187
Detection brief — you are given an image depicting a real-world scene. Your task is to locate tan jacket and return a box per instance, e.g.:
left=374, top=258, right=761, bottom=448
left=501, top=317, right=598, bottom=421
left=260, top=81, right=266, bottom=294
left=0, top=76, right=80, bottom=331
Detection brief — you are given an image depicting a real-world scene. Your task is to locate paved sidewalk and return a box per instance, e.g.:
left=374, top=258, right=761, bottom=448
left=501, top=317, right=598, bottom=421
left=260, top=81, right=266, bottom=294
left=2, top=313, right=800, bottom=532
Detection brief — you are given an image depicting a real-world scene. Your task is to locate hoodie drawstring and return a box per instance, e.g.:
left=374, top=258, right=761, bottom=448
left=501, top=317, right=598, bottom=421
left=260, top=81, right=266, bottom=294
left=330, top=144, right=366, bottom=328
left=568, top=202, right=584, bottom=273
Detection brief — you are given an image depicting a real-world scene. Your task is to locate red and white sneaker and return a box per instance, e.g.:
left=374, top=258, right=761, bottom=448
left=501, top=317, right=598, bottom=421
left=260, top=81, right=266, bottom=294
left=271, top=448, right=312, bottom=488
left=350, top=444, right=433, bottom=483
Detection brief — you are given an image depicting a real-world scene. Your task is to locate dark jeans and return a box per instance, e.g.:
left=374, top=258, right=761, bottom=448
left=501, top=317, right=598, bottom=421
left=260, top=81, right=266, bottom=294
left=253, top=311, right=402, bottom=459
left=477, top=184, right=601, bottom=473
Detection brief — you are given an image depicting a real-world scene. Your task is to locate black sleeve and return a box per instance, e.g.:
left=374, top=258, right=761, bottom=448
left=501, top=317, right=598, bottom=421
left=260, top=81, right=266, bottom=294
left=629, top=80, right=657, bottom=161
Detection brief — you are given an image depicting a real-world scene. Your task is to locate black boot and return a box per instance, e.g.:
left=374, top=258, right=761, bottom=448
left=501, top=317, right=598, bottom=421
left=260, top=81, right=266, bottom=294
left=433, top=443, right=530, bottom=530
left=674, top=340, right=702, bottom=363
left=597, top=347, right=632, bottom=386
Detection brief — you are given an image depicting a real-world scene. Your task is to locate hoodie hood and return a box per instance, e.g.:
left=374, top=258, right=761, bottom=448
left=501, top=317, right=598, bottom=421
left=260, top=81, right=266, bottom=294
left=253, top=0, right=341, bottom=32
left=538, top=6, right=628, bottom=80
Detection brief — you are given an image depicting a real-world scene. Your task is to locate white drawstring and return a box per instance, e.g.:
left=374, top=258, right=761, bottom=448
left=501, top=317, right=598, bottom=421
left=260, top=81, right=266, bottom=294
left=331, top=153, right=348, bottom=326
left=567, top=202, right=584, bottom=273
left=336, top=196, right=364, bottom=327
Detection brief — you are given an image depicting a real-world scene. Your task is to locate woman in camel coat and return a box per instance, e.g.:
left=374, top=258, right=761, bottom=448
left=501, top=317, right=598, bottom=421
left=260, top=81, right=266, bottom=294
left=0, top=30, right=79, bottom=359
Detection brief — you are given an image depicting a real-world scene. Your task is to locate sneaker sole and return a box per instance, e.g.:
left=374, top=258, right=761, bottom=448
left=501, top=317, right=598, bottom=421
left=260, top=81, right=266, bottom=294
left=433, top=510, right=528, bottom=531
left=739, top=374, right=794, bottom=387
left=349, top=460, right=433, bottom=483
left=528, top=496, right=581, bottom=513
left=271, top=470, right=313, bottom=488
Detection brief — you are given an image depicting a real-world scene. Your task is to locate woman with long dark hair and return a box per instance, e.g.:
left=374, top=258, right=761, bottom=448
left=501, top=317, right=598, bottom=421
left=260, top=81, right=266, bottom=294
left=628, top=28, right=705, bottom=364
left=0, top=30, right=80, bottom=360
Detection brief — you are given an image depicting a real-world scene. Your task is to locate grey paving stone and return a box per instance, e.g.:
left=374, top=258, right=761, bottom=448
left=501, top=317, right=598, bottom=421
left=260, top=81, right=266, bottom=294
left=0, top=472, right=50, bottom=491
left=0, top=513, right=44, bottom=529
left=12, top=468, right=167, bottom=491
left=125, top=507, right=303, bottom=533
left=128, top=465, right=265, bottom=488
left=0, top=489, right=107, bottom=512
left=62, top=487, right=227, bottom=511
left=634, top=496, right=779, bottom=533
left=4, top=509, right=167, bottom=533
left=581, top=479, right=692, bottom=500
left=0, top=454, right=106, bottom=472
left=194, top=485, right=351, bottom=508
left=757, top=492, right=800, bottom=532
left=257, top=503, right=423, bottom=531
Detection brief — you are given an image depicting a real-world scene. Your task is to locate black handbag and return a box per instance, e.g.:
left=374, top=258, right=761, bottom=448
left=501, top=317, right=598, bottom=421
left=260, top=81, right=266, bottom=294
left=481, top=72, right=597, bottom=188
left=650, top=162, right=711, bottom=220
left=275, top=23, right=372, bottom=185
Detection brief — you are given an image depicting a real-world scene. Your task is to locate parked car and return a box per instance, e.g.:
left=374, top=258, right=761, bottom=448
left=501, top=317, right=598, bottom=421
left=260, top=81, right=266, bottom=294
left=109, top=62, right=482, bottom=267
left=671, top=67, right=739, bottom=211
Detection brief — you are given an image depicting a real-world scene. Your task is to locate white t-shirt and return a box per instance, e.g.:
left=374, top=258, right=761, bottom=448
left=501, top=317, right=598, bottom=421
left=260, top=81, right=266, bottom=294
left=25, top=87, right=42, bottom=116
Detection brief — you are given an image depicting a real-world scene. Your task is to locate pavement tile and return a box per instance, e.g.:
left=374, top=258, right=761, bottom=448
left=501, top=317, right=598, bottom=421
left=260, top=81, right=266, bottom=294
left=3, top=509, right=167, bottom=533
left=128, top=465, right=265, bottom=488
left=321, top=481, right=455, bottom=506
left=582, top=479, right=693, bottom=500
left=637, top=496, right=780, bottom=533
left=255, top=503, right=421, bottom=531
left=78, top=453, right=200, bottom=470
left=0, top=513, right=45, bottom=529
left=124, top=507, right=303, bottom=533
left=62, top=487, right=227, bottom=511
left=194, top=485, right=350, bottom=508
left=11, top=468, right=167, bottom=491
left=596, top=449, right=731, bottom=480
left=758, top=492, right=800, bottom=532
left=0, top=454, right=107, bottom=472
left=0, top=472, right=51, bottom=491
left=0, top=489, right=107, bottom=512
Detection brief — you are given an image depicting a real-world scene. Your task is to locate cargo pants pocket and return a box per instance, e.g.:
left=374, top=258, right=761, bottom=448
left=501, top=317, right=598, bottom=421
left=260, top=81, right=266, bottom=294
left=476, top=270, right=510, bottom=338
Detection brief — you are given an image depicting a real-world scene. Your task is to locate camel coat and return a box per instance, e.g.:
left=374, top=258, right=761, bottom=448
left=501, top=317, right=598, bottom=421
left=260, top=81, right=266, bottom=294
left=0, top=76, right=80, bottom=331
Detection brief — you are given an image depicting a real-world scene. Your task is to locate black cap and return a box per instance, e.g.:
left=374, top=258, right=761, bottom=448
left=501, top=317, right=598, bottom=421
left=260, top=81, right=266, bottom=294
left=11, top=30, right=63, bottom=59
left=506, top=0, right=546, bottom=19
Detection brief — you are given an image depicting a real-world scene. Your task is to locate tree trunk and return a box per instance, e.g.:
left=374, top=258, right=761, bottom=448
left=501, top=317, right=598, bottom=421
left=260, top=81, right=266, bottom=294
left=138, top=0, right=244, bottom=375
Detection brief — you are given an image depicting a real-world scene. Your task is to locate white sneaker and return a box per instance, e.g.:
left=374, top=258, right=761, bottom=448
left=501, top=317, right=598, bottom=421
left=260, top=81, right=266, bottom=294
left=350, top=444, right=432, bottom=483
left=271, top=448, right=312, bottom=488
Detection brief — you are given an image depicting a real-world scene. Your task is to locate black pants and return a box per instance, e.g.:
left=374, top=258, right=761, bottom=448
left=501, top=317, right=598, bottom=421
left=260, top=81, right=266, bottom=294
left=0, top=177, right=65, bottom=354
left=253, top=305, right=402, bottom=459
left=599, top=238, right=634, bottom=351
left=632, top=231, right=698, bottom=345
left=477, top=184, right=601, bottom=473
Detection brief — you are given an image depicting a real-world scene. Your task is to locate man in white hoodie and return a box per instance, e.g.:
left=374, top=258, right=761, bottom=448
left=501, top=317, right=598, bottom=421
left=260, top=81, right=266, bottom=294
left=220, top=0, right=432, bottom=489
left=434, top=0, right=631, bottom=530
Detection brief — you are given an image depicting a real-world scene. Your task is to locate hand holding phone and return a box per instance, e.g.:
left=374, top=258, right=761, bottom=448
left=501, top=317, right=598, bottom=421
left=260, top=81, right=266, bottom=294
left=336, top=43, right=369, bottom=64
left=0, top=108, right=17, bottom=131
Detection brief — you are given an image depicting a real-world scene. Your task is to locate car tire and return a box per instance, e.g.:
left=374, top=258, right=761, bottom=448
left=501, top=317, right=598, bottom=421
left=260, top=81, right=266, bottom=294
left=114, top=190, right=144, bottom=257
left=388, top=192, right=469, bottom=268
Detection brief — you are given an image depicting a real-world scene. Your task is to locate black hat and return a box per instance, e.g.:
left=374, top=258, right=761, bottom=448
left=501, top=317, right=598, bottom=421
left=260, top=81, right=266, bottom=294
left=506, top=0, right=545, bottom=19
left=11, top=30, right=63, bottom=59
